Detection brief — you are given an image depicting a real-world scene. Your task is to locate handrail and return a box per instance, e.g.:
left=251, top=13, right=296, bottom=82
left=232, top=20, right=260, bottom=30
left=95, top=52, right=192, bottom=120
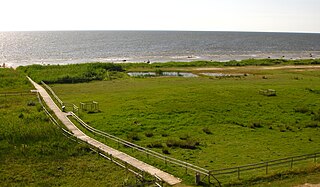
left=211, top=152, right=320, bottom=175
left=70, top=112, right=210, bottom=175
left=40, top=80, right=209, bottom=176
left=41, top=81, right=64, bottom=106
left=0, top=91, right=36, bottom=96
left=36, top=91, right=163, bottom=186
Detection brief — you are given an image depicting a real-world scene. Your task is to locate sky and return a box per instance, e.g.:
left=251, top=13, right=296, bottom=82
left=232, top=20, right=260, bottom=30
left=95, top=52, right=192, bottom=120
left=0, top=0, right=319, bottom=33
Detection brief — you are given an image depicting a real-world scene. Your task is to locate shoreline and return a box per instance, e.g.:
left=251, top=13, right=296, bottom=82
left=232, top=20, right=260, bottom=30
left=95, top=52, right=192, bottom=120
left=2, top=54, right=320, bottom=69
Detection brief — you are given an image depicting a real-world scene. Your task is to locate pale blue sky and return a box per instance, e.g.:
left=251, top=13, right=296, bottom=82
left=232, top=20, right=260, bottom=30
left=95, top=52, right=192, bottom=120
left=0, top=0, right=319, bottom=33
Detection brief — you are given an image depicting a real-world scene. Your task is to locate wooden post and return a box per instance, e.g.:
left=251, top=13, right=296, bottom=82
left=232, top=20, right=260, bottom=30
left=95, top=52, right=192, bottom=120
left=315, top=153, right=317, bottom=163
left=266, top=162, right=268, bottom=175
left=237, top=167, right=240, bottom=180
left=208, top=171, right=211, bottom=184
left=291, top=158, right=293, bottom=168
left=185, top=163, right=188, bottom=174
left=195, top=172, right=201, bottom=185
left=125, top=162, right=128, bottom=174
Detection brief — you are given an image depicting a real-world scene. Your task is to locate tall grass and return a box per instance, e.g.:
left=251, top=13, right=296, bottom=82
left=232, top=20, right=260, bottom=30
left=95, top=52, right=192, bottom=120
left=17, top=62, right=125, bottom=84
left=0, top=68, right=31, bottom=91
left=0, top=69, right=137, bottom=186
left=121, top=58, right=320, bottom=69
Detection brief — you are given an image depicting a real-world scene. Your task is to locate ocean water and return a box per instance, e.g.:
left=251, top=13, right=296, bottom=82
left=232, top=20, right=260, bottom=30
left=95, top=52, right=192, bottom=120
left=1, top=31, right=320, bottom=67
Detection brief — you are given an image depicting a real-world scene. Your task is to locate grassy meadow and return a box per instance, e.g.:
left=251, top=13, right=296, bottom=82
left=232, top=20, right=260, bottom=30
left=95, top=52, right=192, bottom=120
left=42, top=63, right=320, bottom=185
left=0, top=68, right=137, bottom=186
left=9, top=59, right=320, bottom=186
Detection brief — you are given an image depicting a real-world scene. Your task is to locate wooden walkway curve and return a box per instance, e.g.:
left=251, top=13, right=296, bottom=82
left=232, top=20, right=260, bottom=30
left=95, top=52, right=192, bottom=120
left=27, top=77, right=181, bottom=186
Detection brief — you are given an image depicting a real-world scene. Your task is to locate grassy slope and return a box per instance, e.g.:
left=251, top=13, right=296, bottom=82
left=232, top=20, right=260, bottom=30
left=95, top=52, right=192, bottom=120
left=50, top=68, right=320, bottom=184
left=0, top=68, right=136, bottom=186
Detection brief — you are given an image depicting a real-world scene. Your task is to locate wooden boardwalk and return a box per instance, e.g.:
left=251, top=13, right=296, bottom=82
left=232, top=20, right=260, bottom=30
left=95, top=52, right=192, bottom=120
left=27, top=77, right=181, bottom=186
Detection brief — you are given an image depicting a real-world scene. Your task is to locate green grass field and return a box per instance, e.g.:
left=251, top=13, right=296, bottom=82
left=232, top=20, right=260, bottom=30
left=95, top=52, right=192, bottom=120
left=6, top=60, right=320, bottom=186
left=47, top=66, right=320, bottom=185
left=0, top=68, right=137, bottom=187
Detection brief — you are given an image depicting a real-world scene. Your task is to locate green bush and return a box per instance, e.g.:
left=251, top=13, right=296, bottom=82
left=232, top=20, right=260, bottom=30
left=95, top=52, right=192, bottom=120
left=305, top=122, right=319, bottom=128
left=202, top=127, right=212, bottom=134
left=127, top=132, right=140, bottom=141
left=294, top=106, right=310, bottom=113
left=166, top=138, right=200, bottom=150
left=145, top=131, right=154, bottom=137
left=147, top=141, right=163, bottom=148
left=162, top=147, right=170, bottom=154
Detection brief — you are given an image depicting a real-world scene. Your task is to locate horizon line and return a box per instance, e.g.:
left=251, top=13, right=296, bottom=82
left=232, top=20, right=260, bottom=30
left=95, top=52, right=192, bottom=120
left=1, top=29, right=320, bottom=34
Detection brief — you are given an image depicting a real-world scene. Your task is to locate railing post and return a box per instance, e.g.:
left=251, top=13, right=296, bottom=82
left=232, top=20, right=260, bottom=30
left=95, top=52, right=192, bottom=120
left=195, top=172, right=201, bottom=185
left=185, top=163, right=188, bottom=174
left=266, top=162, right=268, bottom=175
left=315, top=153, right=317, bottom=163
left=291, top=158, right=293, bottom=168
left=237, top=167, right=240, bottom=180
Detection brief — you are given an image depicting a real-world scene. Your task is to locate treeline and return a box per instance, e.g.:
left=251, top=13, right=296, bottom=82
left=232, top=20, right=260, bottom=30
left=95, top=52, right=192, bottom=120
left=17, top=63, right=125, bottom=84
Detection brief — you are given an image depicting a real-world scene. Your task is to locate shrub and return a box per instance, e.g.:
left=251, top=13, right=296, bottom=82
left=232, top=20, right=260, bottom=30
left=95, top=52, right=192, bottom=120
left=294, top=106, right=310, bottom=113
left=305, top=122, right=319, bottom=128
left=147, top=141, right=163, bottom=148
left=155, top=69, right=163, bottom=76
left=202, top=127, right=212, bottom=134
left=312, top=110, right=320, bottom=121
left=161, top=132, right=168, bottom=137
left=27, top=101, right=36, bottom=106
left=18, top=113, right=24, bottom=119
left=166, top=138, right=199, bottom=150
left=179, top=134, right=190, bottom=140
left=145, top=132, right=154, bottom=137
left=249, top=121, right=263, bottom=129
left=162, top=147, right=170, bottom=154
left=127, top=132, right=140, bottom=141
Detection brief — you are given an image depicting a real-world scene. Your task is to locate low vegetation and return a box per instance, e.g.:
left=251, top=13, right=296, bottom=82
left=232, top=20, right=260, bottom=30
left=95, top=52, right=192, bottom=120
left=17, top=58, right=320, bottom=84
left=17, top=63, right=125, bottom=84
left=0, top=68, right=136, bottom=186
left=47, top=64, right=320, bottom=185
left=121, top=58, right=320, bottom=69
left=4, top=59, right=320, bottom=186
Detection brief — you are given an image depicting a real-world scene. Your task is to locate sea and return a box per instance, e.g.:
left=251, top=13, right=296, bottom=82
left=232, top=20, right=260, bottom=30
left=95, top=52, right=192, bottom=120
left=1, top=31, right=320, bottom=68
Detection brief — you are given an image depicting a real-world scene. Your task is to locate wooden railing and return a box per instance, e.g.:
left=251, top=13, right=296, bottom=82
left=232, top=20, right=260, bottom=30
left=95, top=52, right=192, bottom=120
left=39, top=81, right=217, bottom=185
left=0, top=91, right=36, bottom=97
left=70, top=112, right=221, bottom=186
left=36, top=92, right=162, bottom=186
left=41, top=81, right=64, bottom=107
left=40, top=82, right=320, bottom=186
left=210, top=152, right=319, bottom=181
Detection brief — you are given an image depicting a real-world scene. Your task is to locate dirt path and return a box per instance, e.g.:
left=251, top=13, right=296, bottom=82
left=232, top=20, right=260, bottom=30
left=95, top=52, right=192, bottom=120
left=27, top=77, right=181, bottom=186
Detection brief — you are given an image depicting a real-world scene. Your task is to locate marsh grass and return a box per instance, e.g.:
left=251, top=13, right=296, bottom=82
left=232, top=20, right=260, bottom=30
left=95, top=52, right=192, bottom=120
left=50, top=67, right=320, bottom=185
left=0, top=69, right=136, bottom=186
left=17, top=63, right=125, bottom=84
